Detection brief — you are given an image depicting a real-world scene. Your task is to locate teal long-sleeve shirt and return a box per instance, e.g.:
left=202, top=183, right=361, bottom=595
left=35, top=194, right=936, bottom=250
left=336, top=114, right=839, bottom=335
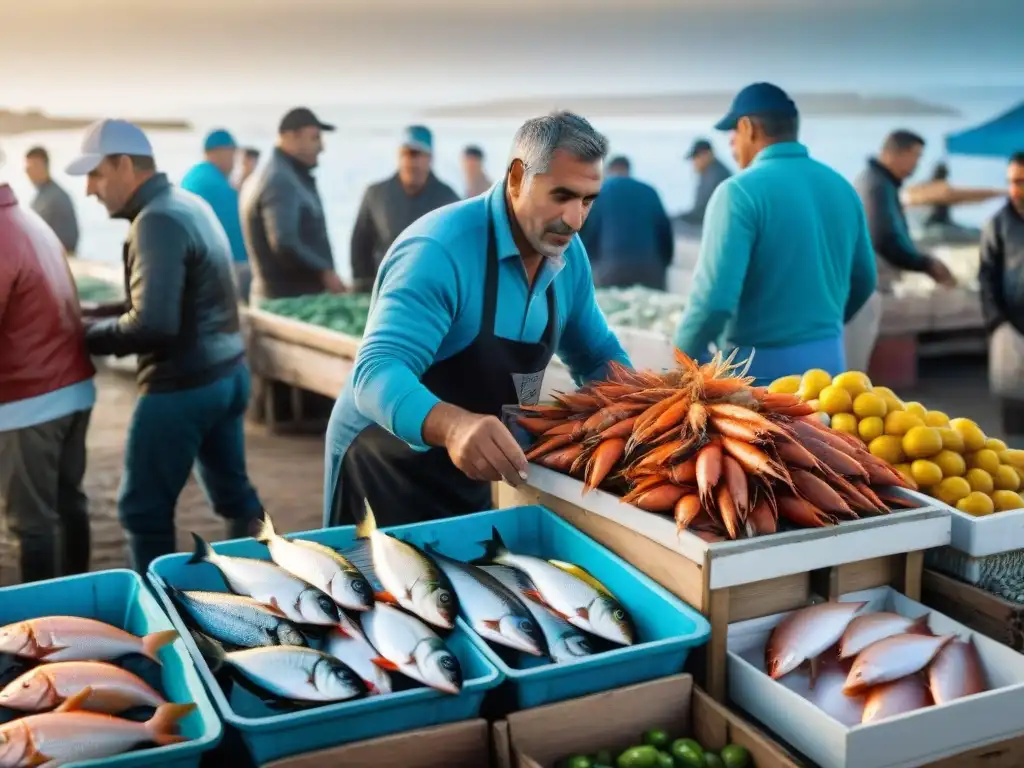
left=181, top=161, right=247, bottom=263
left=673, top=142, right=877, bottom=358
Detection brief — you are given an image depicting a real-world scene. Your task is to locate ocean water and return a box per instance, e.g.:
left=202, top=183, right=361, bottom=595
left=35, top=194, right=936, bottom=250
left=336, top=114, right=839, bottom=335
left=0, top=94, right=1015, bottom=283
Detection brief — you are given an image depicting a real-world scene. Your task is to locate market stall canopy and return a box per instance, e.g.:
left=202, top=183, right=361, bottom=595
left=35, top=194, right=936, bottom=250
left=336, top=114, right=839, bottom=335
left=946, top=101, right=1024, bottom=158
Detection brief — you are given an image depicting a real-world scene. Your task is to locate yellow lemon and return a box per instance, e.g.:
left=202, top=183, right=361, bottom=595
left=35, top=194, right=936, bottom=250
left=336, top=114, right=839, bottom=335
left=869, top=435, right=906, bottom=465
left=768, top=375, right=801, bottom=395
left=950, top=418, right=987, bottom=452
left=910, top=460, right=943, bottom=487
left=992, top=490, right=1024, bottom=511
left=999, top=449, right=1024, bottom=470
left=818, top=385, right=853, bottom=415
left=852, top=392, right=887, bottom=419
left=893, top=463, right=915, bottom=484
left=986, top=437, right=1009, bottom=452
left=832, top=371, right=872, bottom=398
left=830, top=413, right=859, bottom=436
left=937, top=428, right=965, bottom=453
left=924, top=410, right=950, bottom=427
left=994, top=464, right=1022, bottom=491
left=904, top=401, right=928, bottom=419
left=967, top=449, right=1001, bottom=475
left=965, top=468, right=994, bottom=494
left=858, top=416, right=885, bottom=442
left=934, top=476, right=972, bottom=506
left=798, top=369, right=833, bottom=400
left=933, top=450, right=967, bottom=478
left=884, top=411, right=924, bottom=437
left=957, top=492, right=995, bottom=517
left=902, top=426, right=943, bottom=459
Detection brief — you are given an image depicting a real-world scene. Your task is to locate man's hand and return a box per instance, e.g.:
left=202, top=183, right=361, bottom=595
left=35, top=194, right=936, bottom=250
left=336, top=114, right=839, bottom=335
left=926, top=257, right=957, bottom=288
left=424, top=405, right=528, bottom=486
left=322, top=270, right=347, bottom=294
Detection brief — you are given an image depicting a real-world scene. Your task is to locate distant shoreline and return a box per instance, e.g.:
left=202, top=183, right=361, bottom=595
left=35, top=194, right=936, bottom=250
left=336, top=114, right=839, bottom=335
left=0, top=109, right=191, bottom=136
left=422, top=91, right=961, bottom=119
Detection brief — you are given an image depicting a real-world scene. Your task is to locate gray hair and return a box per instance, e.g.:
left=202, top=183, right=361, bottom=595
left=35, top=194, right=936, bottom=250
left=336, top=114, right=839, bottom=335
left=508, top=111, right=609, bottom=178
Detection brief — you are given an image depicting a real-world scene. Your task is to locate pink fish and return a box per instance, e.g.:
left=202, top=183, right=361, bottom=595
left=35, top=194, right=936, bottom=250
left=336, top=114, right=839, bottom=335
left=765, top=601, right=867, bottom=682
left=929, top=638, right=988, bottom=704
left=844, top=633, right=955, bottom=695
left=839, top=612, right=931, bottom=659
left=0, top=617, right=177, bottom=664
left=807, top=667, right=865, bottom=727
left=862, top=676, right=932, bottom=723
left=0, top=661, right=166, bottom=714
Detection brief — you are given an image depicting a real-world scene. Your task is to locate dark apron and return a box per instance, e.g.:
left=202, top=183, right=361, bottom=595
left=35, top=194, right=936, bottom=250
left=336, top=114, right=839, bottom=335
left=329, top=197, right=559, bottom=527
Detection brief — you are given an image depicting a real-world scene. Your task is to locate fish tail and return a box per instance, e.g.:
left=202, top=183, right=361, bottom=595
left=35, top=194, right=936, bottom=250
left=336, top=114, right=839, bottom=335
left=256, top=514, right=276, bottom=544
left=141, top=629, right=179, bottom=665
left=355, top=503, right=377, bottom=540
left=146, top=702, right=196, bottom=746
left=188, top=629, right=227, bottom=672
left=188, top=532, right=212, bottom=565
left=477, top=526, right=509, bottom=563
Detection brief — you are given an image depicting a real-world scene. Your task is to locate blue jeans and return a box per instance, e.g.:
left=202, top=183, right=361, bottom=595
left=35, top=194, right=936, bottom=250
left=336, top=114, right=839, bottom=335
left=118, top=364, right=263, bottom=572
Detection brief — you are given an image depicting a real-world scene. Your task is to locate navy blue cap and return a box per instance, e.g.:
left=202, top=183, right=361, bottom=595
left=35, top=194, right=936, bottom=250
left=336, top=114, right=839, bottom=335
left=714, top=83, right=798, bottom=131
left=401, top=125, right=433, bottom=154
left=204, top=129, right=237, bottom=152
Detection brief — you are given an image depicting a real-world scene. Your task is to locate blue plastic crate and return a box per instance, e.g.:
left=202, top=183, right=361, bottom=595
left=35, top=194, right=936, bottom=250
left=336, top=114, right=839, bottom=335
left=387, top=505, right=712, bottom=709
left=0, top=569, right=222, bottom=768
left=148, top=524, right=503, bottom=765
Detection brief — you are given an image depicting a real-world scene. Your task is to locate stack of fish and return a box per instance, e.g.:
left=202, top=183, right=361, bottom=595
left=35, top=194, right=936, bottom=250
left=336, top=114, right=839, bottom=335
left=0, top=616, right=195, bottom=766
left=518, top=350, right=915, bottom=541
left=765, top=601, right=989, bottom=725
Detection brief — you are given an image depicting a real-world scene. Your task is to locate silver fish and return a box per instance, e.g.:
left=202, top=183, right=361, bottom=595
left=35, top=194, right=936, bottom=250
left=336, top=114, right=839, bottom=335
left=479, top=527, right=634, bottom=646
left=189, top=532, right=340, bottom=626
left=806, top=667, right=865, bottom=727
left=170, top=588, right=307, bottom=649
left=323, top=626, right=393, bottom=696
left=359, top=603, right=462, bottom=694
left=425, top=545, right=544, bottom=656
left=839, top=611, right=931, bottom=659
left=862, top=676, right=932, bottom=723
left=765, top=601, right=866, bottom=681
left=257, top=516, right=374, bottom=612
left=211, top=644, right=365, bottom=703
left=354, top=505, right=457, bottom=629
left=481, top=565, right=595, bottom=664
left=844, top=633, right=955, bottom=695
left=928, top=638, right=988, bottom=704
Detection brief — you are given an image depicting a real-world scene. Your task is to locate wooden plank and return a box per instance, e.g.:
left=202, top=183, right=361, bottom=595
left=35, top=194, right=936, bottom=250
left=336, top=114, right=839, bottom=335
left=900, top=550, right=925, bottom=600
left=727, top=574, right=810, bottom=623
left=251, top=336, right=352, bottom=399
left=835, top=555, right=899, bottom=594
left=245, top=308, right=361, bottom=357
left=703, top=588, right=730, bottom=702
left=921, top=569, right=1024, bottom=651
left=691, top=688, right=804, bottom=768
left=924, top=734, right=1024, bottom=767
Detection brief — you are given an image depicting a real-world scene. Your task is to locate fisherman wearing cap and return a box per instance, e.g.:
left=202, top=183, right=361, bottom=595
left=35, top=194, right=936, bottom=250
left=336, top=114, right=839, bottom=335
left=182, top=128, right=250, bottom=301
left=676, top=138, right=731, bottom=227
left=65, top=119, right=265, bottom=572
left=349, top=125, right=459, bottom=292
left=672, top=83, right=877, bottom=383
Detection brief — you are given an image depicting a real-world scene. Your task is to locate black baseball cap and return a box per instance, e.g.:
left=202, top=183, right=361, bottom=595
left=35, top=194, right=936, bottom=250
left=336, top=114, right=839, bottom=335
left=686, top=139, right=713, bottom=159
left=278, top=107, right=335, bottom=134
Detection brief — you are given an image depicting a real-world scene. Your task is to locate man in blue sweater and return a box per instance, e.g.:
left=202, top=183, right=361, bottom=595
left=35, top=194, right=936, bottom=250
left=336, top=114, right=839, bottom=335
left=673, top=83, right=877, bottom=383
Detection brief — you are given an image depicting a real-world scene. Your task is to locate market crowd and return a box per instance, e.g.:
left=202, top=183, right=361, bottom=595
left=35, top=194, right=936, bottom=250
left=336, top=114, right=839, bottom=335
left=1, top=83, right=1022, bottom=586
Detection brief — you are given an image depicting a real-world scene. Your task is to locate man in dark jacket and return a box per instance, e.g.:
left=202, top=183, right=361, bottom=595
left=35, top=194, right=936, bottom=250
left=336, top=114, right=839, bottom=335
left=25, top=146, right=80, bottom=256
left=241, top=107, right=346, bottom=305
left=350, top=125, right=459, bottom=292
left=980, top=152, right=1024, bottom=442
left=676, top=138, right=731, bottom=227
left=66, top=119, right=264, bottom=572
left=579, top=156, right=674, bottom=289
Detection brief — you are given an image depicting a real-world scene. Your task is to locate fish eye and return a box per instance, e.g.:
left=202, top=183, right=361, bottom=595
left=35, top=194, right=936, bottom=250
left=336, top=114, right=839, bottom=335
left=439, top=655, right=456, bottom=670
left=317, top=595, right=336, bottom=612
left=351, top=579, right=369, bottom=593
left=613, top=609, right=625, bottom=621
left=520, top=619, right=534, bottom=633
left=439, top=592, right=452, bottom=604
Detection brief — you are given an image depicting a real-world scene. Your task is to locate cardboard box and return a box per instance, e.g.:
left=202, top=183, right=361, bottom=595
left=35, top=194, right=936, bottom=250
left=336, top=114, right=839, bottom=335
left=506, top=674, right=800, bottom=768
left=264, top=719, right=490, bottom=768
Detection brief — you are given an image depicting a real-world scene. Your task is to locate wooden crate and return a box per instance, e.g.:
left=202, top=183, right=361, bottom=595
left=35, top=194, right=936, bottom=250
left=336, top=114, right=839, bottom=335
left=921, top=568, right=1024, bottom=651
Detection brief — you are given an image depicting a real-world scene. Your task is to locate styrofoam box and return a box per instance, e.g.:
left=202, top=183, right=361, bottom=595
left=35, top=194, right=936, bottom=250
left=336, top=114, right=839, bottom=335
left=896, top=487, right=1024, bottom=558
left=727, top=586, right=1024, bottom=768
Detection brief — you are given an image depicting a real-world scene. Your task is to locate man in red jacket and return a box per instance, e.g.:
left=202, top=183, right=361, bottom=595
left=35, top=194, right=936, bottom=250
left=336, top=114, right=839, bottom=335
left=0, top=153, right=96, bottom=584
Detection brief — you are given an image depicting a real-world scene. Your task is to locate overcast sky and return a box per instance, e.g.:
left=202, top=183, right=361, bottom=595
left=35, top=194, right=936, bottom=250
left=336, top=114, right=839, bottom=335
left=3, top=0, right=1020, bottom=114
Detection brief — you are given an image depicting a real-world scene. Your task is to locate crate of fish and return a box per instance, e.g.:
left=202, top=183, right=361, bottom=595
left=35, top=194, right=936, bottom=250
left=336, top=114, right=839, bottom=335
left=726, top=586, right=1024, bottom=768
left=371, top=504, right=711, bottom=709
left=147, top=517, right=503, bottom=765
left=0, top=569, right=221, bottom=768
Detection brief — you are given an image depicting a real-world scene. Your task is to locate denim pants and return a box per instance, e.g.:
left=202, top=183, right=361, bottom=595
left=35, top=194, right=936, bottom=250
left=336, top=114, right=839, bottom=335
left=119, top=364, right=263, bottom=573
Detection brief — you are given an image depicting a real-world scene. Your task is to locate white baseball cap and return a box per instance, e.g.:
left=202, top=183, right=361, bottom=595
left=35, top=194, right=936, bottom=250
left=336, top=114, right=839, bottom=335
left=66, top=119, right=154, bottom=176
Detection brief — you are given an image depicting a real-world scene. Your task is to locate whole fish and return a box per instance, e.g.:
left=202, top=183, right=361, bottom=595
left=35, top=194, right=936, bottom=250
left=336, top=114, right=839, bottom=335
left=481, top=565, right=595, bottom=664
left=0, top=661, right=165, bottom=714
left=359, top=604, right=462, bottom=694
left=844, top=633, right=956, bottom=695
left=189, top=533, right=341, bottom=626
left=0, top=617, right=177, bottom=665
left=806, top=667, right=865, bottom=727
left=323, top=626, right=393, bottom=696
left=861, top=676, right=933, bottom=723
left=354, top=505, right=457, bottom=630
left=479, top=527, right=634, bottom=646
left=839, top=612, right=931, bottom=659
left=929, top=638, right=988, bottom=704
left=425, top=545, right=545, bottom=656
left=765, top=601, right=866, bottom=681
left=257, top=515, right=374, bottom=612
left=0, top=688, right=194, bottom=767
left=169, top=588, right=307, bottom=649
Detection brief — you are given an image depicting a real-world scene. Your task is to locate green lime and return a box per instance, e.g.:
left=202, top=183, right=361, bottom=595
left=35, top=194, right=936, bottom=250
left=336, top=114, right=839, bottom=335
left=702, top=754, right=724, bottom=768
left=719, top=745, right=751, bottom=768
left=669, top=738, right=704, bottom=768
left=594, top=750, right=615, bottom=766
left=644, top=729, right=671, bottom=750
left=656, top=751, right=675, bottom=768
left=617, top=745, right=660, bottom=768
left=564, top=757, right=593, bottom=768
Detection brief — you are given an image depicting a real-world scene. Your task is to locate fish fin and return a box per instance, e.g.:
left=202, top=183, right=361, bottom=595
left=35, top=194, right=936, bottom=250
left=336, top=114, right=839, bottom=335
left=146, top=702, right=197, bottom=746
left=24, top=755, right=57, bottom=768
left=355, top=503, right=378, bottom=540
left=189, top=630, right=226, bottom=672
left=55, top=686, right=93, bottom=713
left=331, top=622, right=351, bottom=638
left=255, top=513, right=276, bottom=544
left=141, top=630, right=179, bottom=665
left=808, top=655, right=820, bottom=690
left=909, top=614, right=932, bottom=635
left=576, top=607, right=590, bottom=621
left=477, top=526, right=509, bottom=563
left=188, top=532, right=211, bottom=564
left=521, top=589, right=548, bottom=606
left=375, top=591, right=398, bottom=605
left=482, top=619, right=501, bottom=631
left=371, top=656, right=400, bottom=672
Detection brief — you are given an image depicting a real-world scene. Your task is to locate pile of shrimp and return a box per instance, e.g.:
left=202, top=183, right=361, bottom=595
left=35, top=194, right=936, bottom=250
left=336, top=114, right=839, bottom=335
left=517, top=350, right=914, bottom=542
